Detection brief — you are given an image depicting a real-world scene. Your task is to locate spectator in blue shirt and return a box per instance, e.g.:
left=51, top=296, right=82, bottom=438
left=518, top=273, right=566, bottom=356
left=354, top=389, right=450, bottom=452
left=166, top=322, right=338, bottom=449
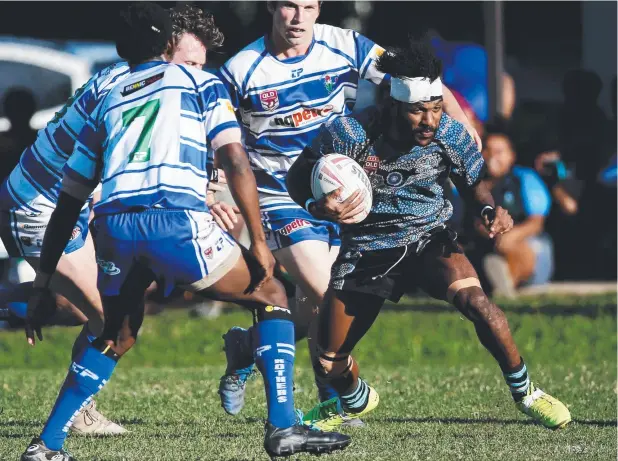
left=469, top=127, right=553, bottom=296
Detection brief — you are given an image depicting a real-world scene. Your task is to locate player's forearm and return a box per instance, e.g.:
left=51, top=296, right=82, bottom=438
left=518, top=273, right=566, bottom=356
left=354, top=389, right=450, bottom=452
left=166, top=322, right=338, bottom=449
left=36, top=192, right=86, bottom=287
left=442, top=85, right=477, bottom=137
left=464, top=180, right=496, bottom=216
left=286, top=151, right=315, bottom=209
left=217, top=143, right=266, bottom=244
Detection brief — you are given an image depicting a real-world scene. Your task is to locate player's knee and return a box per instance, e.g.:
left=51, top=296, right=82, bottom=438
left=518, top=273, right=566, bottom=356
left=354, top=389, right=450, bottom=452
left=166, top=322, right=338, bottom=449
left=262, top=278, right=289, bottom=308
left=464, top=292, right=504, bottom=325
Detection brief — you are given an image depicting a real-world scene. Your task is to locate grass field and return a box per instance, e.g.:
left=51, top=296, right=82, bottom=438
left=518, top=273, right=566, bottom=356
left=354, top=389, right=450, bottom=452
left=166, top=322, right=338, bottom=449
left=0, top=294, right=615, bottom=460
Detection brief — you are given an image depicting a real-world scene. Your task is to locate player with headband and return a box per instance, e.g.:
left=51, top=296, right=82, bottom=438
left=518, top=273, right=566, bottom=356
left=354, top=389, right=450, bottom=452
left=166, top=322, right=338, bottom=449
left=286, top=41, right=571, bottom=432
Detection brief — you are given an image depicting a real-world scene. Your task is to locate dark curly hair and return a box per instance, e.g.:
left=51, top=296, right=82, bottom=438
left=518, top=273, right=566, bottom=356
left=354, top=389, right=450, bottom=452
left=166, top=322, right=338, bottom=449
left=376, top=39, right=442, bottom=82
left=169, top=4, right=224, bottom=50
left=115, top=2, right=172, bottom=64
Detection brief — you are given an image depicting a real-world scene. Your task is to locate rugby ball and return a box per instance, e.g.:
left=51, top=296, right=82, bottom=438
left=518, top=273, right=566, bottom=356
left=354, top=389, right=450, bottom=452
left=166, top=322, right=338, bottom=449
left=311, top=154, right=372, bottom=223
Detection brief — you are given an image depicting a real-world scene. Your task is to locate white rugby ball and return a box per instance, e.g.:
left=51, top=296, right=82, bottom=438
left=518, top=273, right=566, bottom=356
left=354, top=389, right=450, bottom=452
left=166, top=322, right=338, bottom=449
left=311, top=154, right=373, bottom=223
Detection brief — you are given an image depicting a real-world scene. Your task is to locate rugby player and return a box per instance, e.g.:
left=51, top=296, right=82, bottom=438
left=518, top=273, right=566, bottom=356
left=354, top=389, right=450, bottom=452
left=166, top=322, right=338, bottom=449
left=21, top=4, right=350, bottom=460
left=0, top=4, right=225, bottom=436
left=216, top=0, right=481, bottom=418
left=286, top=41, right=571, bottom=431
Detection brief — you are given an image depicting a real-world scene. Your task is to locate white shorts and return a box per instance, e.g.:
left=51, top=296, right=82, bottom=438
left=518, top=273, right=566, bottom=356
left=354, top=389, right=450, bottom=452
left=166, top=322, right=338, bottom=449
left=0, top=205, right=91, bottom=258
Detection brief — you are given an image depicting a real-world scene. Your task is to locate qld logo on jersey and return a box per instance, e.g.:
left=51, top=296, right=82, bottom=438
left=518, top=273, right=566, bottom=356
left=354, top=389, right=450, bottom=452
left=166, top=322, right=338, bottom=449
left=259, top=89, right=280, bottom=111
left=273, top=105, right=333, bottom=128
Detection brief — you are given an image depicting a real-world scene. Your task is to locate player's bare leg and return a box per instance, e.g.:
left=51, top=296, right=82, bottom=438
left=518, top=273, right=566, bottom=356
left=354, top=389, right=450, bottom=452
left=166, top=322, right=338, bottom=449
left=302, top=288, right=383, bottom=431
left=26, top=233, right=126, bottom=436
left=199, top=249, right=351, bottom=457
left=218, top=240, right=351, bottom=418
left=417, top=244, right=571, bottom=429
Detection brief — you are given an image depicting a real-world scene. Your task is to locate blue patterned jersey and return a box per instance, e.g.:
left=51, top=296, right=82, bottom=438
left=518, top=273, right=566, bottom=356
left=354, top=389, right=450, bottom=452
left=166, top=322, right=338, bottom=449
left=308, top=109, right=485, bottom=250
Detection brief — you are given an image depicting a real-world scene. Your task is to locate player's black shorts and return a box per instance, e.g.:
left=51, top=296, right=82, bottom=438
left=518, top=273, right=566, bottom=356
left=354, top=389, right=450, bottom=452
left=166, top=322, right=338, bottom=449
left=330, top=225, right=461, bottom=302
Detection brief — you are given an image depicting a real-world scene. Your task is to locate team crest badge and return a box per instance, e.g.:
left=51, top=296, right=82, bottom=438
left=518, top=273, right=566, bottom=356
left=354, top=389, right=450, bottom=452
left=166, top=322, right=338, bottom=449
left=259, top=89, right=279, bottom=111
left=204, top=247, right=214, bottom=259
left=323, top=74, right=338, bottom=93
left=386, top=171, right=404, bottom=187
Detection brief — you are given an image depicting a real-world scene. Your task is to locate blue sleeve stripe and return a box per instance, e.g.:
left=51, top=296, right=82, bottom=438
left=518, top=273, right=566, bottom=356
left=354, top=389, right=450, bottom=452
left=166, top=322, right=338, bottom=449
left=207, top=121, right=240, bottom=144
left=43, top=129, right=70, bottom=159
left=315, top=40, right=354, bottom=67
left=354, top=33, right=378, bottom=76
left=219, top=65, right=241, bottom=94
left=354, top=32, right=361, bottom=70
left=30, top=145, right=62, bottom=179
left=241, top=50, right=269, bottom=95
left=60, top=120, right=80, bottom=141
left=73, top=101, right=97, bottom=128
left=75, top=144, right=98, bottom=162
left=197, top=77, right=222, bottom=91
left=17, top=163, right=56, bottom=203
left=360, top=57, right=374, bottom=80
left=108, top=68, right=131, bottom=87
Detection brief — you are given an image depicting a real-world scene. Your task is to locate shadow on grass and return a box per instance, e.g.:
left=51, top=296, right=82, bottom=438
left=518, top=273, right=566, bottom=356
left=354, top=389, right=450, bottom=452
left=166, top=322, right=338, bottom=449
left=378, top=416, right=617, bottom=427
left=381, top=303, right=617, bottom=318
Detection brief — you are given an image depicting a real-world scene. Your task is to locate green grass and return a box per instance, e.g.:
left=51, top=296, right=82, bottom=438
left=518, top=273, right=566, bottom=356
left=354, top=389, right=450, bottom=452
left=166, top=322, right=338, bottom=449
left=0, top=296, right=616, bottom=460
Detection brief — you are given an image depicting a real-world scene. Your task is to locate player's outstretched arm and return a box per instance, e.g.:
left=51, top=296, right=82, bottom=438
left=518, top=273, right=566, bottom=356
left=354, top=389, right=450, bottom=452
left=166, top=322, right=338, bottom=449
left=26, top=191, right=88, bottom=345
left=216, top=142, right=274, bottom=292
left=442, top=85, right=482, bottom=150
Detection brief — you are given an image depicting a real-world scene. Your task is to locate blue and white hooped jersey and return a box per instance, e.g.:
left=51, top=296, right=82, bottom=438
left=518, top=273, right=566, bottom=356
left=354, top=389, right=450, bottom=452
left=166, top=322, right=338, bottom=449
left=219, top=23, right=385, bottom=209
left=0, top=62, right=131, bottom=213
left=63, top=61, right=241, bottom=216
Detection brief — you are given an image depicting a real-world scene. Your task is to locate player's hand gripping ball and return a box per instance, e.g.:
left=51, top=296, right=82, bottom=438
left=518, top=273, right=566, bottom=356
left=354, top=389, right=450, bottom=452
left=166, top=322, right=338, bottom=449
left=311, top=154, right=372, bottom=223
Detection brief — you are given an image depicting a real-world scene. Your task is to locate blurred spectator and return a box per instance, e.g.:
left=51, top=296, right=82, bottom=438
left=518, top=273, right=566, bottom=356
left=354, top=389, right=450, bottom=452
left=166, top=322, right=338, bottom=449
left=466, top=127, right=553, bottom=297
left=0, top=87, right=37, bottom=182
left=429, top=31, right=516, bottom=123
left=530, top=140, right=583, bottom=280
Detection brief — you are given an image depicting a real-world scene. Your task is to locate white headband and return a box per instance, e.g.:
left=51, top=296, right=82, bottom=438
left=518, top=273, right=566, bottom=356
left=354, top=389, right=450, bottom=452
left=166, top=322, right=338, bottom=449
left=390, top=76, right=443, bottom=103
